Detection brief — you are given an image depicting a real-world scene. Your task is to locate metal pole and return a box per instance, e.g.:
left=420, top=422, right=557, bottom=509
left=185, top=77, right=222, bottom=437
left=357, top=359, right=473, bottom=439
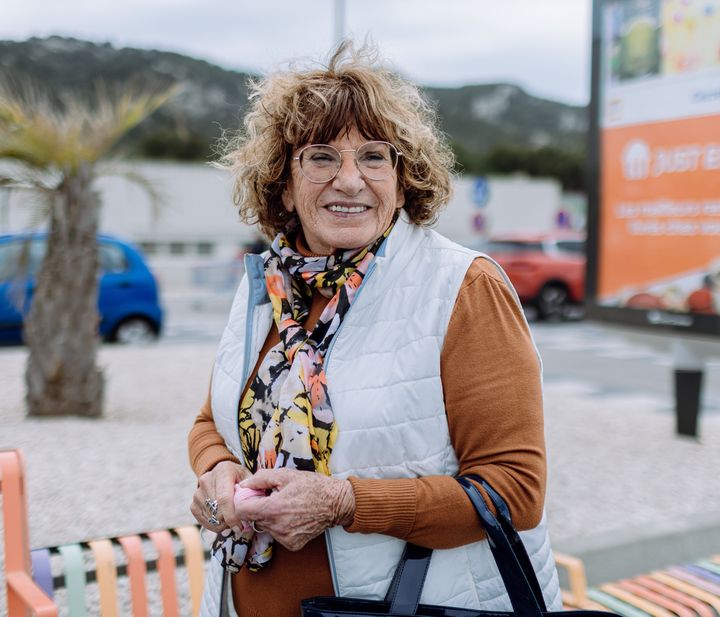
left=334, top=0, right=346, bottom=44
left=0, top=187, right=10, bottom=232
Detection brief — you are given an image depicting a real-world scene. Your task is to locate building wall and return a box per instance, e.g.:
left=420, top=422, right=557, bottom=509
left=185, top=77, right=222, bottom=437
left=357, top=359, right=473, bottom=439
left=0, top=162, right=574, bottom=289
left=434, top=175, right=564, bottom=249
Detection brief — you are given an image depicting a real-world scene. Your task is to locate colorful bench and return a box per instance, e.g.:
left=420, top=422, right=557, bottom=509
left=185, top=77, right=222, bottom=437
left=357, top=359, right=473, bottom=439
left=1, top=449, right=207, bottom=616
left=4, top=447, right=719, bottom=616
left=556, top=552, right=720, bottom=616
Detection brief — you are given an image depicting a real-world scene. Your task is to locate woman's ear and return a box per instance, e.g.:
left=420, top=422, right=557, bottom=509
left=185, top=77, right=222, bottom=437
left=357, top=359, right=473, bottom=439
left=395, top=185, right=405, bottom=210
left=281, top=180, right=295, bottom=213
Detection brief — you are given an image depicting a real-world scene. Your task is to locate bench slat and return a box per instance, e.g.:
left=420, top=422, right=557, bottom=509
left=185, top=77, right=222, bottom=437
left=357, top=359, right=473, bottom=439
left=668, top=567, right=720, bottom=596
left=148, top=530, right=180, bottom=617
left=648, top=572, right=720, bottom=613
left=31, top=548, right=54, bottom=599
left=58, top=544, right=87, bottom=617
left=698, top=561, right=720, bottom=577
left=176, top=525, right=205, bottom=617
left=118, top=535, right=150, bottom=617
left=587, top=588, right=652, bottom=617
left=633, top=576, right=716, bottom=617
left=89, top=539, right=119, bottom=617
left=616, top=579, right=704, bottom=617
left=686, top=565, right=720, bottom=586
left=600, top=582, right=675, bottom=617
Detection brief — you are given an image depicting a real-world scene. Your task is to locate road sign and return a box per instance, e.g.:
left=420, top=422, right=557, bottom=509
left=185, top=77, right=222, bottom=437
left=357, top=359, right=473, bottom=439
left=472, top=213, right=486, bottom=233
left=472, top=177, right=490, bottom=207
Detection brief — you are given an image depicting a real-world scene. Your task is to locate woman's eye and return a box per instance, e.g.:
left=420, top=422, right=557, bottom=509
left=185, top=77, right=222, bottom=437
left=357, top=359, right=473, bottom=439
left=308, top=153, right=336, bottom=164
left=360, top=151, right=388, bottom=164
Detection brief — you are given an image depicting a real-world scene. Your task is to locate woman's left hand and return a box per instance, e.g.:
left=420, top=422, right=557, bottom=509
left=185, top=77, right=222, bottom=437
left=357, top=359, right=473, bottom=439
left=234, top=468, right=355, bottom=551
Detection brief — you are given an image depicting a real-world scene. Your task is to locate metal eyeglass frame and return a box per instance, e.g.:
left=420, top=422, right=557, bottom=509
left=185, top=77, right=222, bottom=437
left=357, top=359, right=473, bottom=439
left=291, top=141, right=403, bottom=184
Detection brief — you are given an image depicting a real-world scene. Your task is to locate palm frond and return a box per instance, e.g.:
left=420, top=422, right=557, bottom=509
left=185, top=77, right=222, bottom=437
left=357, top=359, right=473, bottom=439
left=0, top=77, right=177, bottom=172
left=0, top=160, right=62, bottom=192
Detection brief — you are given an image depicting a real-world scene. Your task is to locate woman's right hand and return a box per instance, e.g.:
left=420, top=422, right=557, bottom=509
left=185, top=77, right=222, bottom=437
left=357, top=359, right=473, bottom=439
left=190, top=460, right=251, bottom=531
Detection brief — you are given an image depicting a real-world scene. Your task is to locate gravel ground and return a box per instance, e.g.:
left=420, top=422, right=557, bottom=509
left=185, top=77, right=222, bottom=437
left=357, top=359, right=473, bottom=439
left=1, top=341, right=719, bottom=615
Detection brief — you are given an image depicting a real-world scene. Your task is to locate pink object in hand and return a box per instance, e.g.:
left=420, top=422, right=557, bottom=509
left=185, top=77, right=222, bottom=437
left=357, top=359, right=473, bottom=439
left=234, top=486, right=266, bottom=508
left=234, top=485, right=266, bottom=532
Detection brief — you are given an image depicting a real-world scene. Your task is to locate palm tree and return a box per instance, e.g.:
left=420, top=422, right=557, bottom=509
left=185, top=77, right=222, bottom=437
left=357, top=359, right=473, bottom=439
left=0, top=82, right=172, bottom=417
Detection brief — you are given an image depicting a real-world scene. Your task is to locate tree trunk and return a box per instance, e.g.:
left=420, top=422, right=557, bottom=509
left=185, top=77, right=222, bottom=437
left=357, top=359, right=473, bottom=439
left=25, top=164, right=105, bottom=417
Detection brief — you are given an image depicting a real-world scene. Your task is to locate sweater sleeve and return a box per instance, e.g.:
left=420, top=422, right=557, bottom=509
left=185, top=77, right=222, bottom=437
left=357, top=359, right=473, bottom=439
left=188, top=379, right=239, bottom=478
left=345, top=258, right=546, bottom=548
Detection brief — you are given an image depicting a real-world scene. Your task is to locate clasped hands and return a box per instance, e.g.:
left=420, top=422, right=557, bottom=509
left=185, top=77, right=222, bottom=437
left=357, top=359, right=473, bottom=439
left=191, top=461, right=356, bottom=551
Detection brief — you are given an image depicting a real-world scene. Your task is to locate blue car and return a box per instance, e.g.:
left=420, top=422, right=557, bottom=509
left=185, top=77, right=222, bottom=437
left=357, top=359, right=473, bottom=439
left=0, top=233, right=163, bottom=344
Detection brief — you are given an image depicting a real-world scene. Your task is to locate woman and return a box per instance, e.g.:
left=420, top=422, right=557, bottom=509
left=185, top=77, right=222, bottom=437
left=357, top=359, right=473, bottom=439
left=189, top=42, right=561, bottom=617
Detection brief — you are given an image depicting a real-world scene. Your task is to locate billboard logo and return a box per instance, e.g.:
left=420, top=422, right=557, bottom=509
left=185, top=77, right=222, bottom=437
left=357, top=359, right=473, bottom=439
left=622, top=139, right=651, bottom=180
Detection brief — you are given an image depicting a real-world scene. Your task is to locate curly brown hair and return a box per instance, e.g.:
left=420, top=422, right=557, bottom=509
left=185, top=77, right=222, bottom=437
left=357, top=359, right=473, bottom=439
left=218, top=40, right=455, bottom=239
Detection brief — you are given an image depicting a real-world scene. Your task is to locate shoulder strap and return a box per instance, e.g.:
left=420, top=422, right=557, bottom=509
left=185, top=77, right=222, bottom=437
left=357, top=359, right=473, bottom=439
left=382, top=475, right=547, bottom=617
left=463, top=474, right=547, bottom=611
left=384, top=542, right=432, bottom=615
left=457, top=477, right=545, bottom=617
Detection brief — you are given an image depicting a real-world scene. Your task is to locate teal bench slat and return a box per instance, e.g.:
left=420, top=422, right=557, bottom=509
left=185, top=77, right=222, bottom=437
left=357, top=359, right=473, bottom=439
left=58, top=543, right=87, bottom=616
left=587, top=588, right=651, bottom=617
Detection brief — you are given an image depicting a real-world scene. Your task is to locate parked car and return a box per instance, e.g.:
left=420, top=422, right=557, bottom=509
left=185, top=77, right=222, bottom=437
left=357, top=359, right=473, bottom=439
left=480, top=232, right=586, bottom=320
left=0, top=233, right=163, bottom=344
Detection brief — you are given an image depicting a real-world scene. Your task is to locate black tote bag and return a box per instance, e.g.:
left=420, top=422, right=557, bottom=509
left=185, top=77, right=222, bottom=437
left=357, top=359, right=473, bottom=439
left=301, top=475, right=619, bottom=617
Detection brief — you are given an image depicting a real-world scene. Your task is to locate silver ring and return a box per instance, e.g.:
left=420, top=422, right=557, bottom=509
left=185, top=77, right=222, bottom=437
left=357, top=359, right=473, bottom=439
left=250, top=520, right=264, bottom=533
left=207, top=513, right=220, bottom=526
left=205, top=498, right=218, bottom=515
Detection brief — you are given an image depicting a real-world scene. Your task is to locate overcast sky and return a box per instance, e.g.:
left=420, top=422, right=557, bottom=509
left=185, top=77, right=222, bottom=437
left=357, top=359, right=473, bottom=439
left=1, top=0, right=592, bottom=105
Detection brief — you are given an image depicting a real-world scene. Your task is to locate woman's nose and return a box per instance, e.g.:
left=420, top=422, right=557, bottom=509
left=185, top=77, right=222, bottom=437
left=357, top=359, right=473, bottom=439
left=331, top=154, right=365, bottom=195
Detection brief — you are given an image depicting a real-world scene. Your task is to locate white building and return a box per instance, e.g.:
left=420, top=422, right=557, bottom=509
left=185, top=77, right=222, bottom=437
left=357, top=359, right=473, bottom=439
left=1, top=161, right=573, bottom=289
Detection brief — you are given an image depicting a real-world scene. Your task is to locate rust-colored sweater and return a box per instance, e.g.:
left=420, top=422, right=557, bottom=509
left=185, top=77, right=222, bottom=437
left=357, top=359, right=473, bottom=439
left=188, top=258, right=546, bottom=617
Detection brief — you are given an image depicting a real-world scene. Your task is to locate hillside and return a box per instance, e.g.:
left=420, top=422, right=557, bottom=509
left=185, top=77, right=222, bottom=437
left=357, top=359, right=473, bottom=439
left=0, top=36, right=587, bottom=160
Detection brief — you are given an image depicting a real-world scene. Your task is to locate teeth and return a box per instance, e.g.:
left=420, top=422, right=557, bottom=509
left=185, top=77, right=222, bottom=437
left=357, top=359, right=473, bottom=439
left=327, top=205, right=368, bottom=213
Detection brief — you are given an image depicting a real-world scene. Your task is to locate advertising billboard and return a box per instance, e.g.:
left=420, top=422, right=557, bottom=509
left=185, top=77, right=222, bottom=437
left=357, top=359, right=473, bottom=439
left=588, top=0, right=720, bottom=335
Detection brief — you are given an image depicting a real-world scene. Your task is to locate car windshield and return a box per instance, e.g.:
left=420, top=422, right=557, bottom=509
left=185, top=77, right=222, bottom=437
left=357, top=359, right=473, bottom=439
left=0, top=239, right=45, bottom=281
left=0, top=239, right=128, bottom=281
left=99, top=242, right=128, bottom=273
left=555, top=240, right=586, bottom=255
left=482, top=241, right=544, bottom=253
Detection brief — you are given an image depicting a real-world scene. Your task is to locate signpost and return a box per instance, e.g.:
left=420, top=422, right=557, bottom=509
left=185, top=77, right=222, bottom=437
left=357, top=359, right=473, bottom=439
left=588, top=0, right=720, bottom=436
left=472, top=177, right=490, bottom=208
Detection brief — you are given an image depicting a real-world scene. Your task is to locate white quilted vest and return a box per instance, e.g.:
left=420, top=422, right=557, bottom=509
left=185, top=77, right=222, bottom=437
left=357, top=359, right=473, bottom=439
left=200, top=214, right=562, bottom=616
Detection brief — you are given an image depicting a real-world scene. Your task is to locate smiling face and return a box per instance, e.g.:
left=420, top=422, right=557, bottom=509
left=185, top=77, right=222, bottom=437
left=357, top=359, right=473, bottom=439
left=282, top=127, right=405, bottom=255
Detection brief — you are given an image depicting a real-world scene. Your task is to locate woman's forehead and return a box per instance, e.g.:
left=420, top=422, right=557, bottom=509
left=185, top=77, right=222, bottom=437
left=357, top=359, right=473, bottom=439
left=310, top=125, right=371, bottom=145
left=298, top=100, right=391, bottom=145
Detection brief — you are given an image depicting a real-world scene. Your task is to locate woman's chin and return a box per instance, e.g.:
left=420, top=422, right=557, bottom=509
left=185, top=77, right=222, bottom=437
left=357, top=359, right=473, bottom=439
left=305, top=226, right=380, bottom=255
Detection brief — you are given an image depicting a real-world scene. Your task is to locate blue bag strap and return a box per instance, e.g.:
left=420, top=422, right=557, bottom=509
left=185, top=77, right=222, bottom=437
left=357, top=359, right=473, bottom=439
left=463, top=473, right=548, bottom=611
left=457, top=477, right=545, bottom=617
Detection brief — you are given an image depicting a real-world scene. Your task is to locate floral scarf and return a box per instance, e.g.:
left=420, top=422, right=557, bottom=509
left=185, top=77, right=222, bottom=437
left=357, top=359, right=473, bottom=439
left=211, top=220, right=395, bottom=572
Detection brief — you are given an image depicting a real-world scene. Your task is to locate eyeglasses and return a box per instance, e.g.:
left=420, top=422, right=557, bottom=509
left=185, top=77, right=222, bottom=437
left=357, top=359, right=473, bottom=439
left=291, top=141, right=402, bottom=183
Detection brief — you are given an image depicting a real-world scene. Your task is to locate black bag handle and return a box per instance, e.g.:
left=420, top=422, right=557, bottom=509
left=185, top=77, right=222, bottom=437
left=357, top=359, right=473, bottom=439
left=463, top=474, right=547, bottom=611
left=383, top=475, right=546, bottom=617
left=457, top=477, right=545, bottom=617
left=384, top=543, right=433, bottom=615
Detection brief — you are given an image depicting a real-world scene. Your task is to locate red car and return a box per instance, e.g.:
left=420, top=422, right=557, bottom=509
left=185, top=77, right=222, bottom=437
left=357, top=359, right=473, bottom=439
left=481, top=233, right=585, bottom=320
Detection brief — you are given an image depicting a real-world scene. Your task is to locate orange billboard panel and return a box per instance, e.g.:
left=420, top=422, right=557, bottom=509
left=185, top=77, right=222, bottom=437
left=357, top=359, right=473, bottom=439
left=599, top=113, right=720, bottom=313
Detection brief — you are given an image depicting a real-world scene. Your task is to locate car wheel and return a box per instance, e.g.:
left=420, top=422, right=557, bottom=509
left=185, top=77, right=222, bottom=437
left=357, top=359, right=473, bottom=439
left=113, top=317, right=158, bottom=344
left=537, top=284, right=568, bottom=320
